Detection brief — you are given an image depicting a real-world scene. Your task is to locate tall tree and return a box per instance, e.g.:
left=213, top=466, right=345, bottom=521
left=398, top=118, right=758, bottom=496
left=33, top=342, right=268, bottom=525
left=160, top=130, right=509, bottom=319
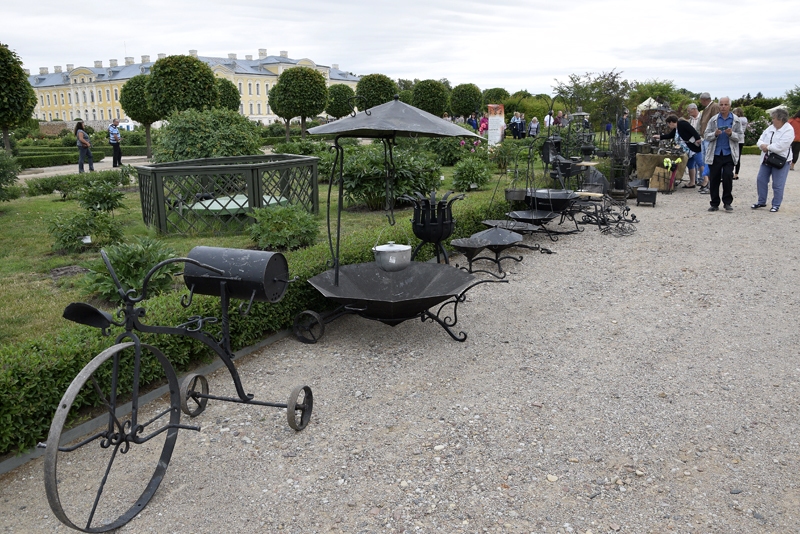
left=215, top=78, right=241, bottom=112
left=274, top=67, right=328, bottom=138
left=450, top=83, right=482, bottom=118
left=412, top=79, right=449, bottom=117
left=146, top=55, right=218, bottom=119
left=355, top=74, right=398, bottom=110
left=326, top=84, right=355, bottom=120
left=397, top=79, right=415, bottom=91
left=0, top=43, right=37, bottom=153
left=268, top=83, right=292, bottom=141
left=554, top=70, right=630, bottom=127
left=119, top=75, right=160, bottom=157
left=398, top=90, right=414, bottom=105
left=785, top=85, right=800, bottom=115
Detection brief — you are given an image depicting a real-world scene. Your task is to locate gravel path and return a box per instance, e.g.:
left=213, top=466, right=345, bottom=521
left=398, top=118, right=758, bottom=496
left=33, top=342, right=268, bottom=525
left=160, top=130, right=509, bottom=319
left=2, top=155, right=799, bottom=534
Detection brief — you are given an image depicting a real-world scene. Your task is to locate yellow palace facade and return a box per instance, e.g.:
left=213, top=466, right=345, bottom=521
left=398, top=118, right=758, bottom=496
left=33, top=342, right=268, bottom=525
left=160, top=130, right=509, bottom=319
left=28, top=49, right=360, bottom=125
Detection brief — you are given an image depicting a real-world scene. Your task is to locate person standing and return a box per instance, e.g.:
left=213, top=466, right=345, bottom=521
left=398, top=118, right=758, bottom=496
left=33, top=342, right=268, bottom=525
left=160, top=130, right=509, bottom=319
left=617, top=111, right=630, bottom=136
left=108, top=118, right=122, bottom=168
left=75, top=120, right=94, bottom=173
left=697, top=92, right=720, bottom=193
left=544, top=110, right=554, bottom=128
left=554, top=110, right=563, bottom=127
left=510, top=111, right=524, bottom=139
left=478, top=114, right=488, bottom=137
left=528, top=116, right=540, bottom=138
left=467, top=113, right=478, bottom=131
left=751, top=108, right=794, bottom=212
left=703, top=96, right=743, bottom=212
left=789, top=110, right=800, bottom=171
left=732, top=108, right=748, bottom=179
left=685, top=104, right=704, bottom=187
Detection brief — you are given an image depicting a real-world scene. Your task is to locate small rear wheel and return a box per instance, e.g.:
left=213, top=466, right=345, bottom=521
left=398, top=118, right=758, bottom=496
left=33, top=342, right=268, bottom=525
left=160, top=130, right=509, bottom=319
left=293, top=310, right=324, bottom=344
left=286, top=385, right=313, bottom=431
left=180, top=373, right=209, bottom=417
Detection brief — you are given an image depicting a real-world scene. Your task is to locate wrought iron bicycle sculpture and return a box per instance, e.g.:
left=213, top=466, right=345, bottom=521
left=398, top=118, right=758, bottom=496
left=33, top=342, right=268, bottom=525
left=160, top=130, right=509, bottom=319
left=43, top=246, right=313, bottom=532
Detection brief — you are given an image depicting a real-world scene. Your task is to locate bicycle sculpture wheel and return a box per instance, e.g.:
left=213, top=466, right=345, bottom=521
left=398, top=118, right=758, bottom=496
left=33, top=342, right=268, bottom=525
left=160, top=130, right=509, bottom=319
left=43, top=247, right=313, bottom=532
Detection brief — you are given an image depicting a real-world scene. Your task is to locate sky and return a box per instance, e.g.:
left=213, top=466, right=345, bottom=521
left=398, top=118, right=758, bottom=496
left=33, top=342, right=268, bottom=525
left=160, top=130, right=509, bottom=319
left=3, top=0, right=799, bottom=100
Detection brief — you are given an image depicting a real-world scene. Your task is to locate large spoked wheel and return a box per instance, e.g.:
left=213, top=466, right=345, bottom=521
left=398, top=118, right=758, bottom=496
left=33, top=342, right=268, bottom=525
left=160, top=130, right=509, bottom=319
left=293, top=310, right=324, bottom=344
left=179, top=373, right=209, bottom=417
left=44, top=342, right=182, bottom=533
left=286, top=385, right=313, bottom=431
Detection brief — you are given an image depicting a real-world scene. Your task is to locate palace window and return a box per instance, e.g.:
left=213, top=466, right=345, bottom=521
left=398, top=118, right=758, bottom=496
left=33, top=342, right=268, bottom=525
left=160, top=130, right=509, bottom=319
left=248, top=83, right=252, bottom=95
left=114, top=88, right=118, bottom=100
left=82, top=91, right=87, bottom=103
left=116, top=109, right=120, bottom=119
left=60, top=93, right=65, bottom=105
left=249, top=102, right=253, bottom=114
left=68, top=93, right=72, bottom=104
left=257, top=102, right=261, bottom=114
left=46, top=94, right=51, bottom=105
left=238, top=82, right=242, bottom=94
left=90, top=91, right=94, bottom=103
left=256, top=83, right=260, bottom=96
left=100, top=109, right=104, bottom=120
left=98, top=90, right=102, bottom=103
left=106, top=89, right=110, bottom=101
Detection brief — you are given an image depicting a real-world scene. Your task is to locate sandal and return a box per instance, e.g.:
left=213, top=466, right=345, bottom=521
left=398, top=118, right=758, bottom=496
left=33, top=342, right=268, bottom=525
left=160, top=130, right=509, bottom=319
left=751, top=203, right=766, bottom=209
left=770, top=206, right=779, bottom=212
left=682, top=184, right=695, bottom=188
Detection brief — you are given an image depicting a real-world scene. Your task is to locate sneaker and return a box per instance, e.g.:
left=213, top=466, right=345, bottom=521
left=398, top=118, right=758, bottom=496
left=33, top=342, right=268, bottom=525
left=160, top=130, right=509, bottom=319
left=708, top=206, right=719, bottom=212
left=724, top=204, right=733, bottom=211
left=699, top=187, right=709, bottom=194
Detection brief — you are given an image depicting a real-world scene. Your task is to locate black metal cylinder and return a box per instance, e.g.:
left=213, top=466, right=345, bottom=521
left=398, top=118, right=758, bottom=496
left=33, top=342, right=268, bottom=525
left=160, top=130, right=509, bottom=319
left=184, top=246, right=289, bottom=303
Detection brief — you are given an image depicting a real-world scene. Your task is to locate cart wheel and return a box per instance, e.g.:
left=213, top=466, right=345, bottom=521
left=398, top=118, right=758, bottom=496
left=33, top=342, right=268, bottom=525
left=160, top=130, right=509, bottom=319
left=44, top=342, right=181, bottom=533
left=180, top=373, right=209, bottom=417
left=293, top=310, right=324, bottom=344
left=287, top=385, right=313, bottom=431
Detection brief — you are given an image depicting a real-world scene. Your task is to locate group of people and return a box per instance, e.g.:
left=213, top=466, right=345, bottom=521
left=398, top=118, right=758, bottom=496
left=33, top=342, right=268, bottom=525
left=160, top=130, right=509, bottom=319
left=74, top=118, right=124, bottom=173
left=656, top=92, right=799, bottom=213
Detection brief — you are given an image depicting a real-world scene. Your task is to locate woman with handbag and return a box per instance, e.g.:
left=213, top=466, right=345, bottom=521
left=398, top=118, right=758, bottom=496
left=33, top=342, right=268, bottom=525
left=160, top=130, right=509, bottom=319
left=74, top=120, right=94, bottom=173
left=751, top=108, right=793, bottom=212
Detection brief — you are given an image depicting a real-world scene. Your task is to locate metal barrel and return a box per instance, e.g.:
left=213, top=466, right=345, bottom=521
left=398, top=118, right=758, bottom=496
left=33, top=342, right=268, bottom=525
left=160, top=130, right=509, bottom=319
left=184, top=246, right=289, bottom=303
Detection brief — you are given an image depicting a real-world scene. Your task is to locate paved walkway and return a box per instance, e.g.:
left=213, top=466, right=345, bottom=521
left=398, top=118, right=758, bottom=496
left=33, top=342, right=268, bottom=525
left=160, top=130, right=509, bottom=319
left=17, top=156, right=151, bottom=181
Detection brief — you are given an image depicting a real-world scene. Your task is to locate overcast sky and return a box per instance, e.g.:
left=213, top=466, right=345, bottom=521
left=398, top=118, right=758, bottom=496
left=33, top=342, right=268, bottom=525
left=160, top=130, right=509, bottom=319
left=3, top=0, right=799, bottom=99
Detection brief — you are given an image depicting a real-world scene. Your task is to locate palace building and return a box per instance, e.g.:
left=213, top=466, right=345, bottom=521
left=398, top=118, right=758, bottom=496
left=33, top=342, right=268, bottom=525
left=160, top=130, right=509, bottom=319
left=27, top=49, right=359, bottom=125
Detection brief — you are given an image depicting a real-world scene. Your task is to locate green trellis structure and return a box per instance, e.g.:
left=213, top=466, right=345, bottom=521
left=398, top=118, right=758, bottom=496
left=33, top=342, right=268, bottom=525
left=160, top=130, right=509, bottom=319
left=136, top=154, right=319, bottom=235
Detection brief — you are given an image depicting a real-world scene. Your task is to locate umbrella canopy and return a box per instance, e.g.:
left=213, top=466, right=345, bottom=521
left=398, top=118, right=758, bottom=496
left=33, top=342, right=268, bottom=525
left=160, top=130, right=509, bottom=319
left=309, top=97, right=482, bottom=139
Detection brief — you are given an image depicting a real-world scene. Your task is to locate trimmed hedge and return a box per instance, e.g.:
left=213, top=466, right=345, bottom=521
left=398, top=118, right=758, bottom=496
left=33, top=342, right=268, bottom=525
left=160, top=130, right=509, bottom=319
left=741, top=145, right=760, bottom=155
left=0, top=193, right=507, bottom=455
left=260, top=134, right=335, bottom=146
left=17, top=146, right=149, bottom=158
left=15, top=152, right=106, bottom=169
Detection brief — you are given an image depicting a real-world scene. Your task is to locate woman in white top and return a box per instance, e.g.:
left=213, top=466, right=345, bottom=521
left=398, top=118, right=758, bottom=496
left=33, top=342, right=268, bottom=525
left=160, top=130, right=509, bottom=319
left=751, top=108, right=794, bottom=212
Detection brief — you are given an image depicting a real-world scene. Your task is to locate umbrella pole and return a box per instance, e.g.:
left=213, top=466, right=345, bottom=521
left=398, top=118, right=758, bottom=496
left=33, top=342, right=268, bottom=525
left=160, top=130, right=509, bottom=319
left=327, top=137, right=345, bottom=286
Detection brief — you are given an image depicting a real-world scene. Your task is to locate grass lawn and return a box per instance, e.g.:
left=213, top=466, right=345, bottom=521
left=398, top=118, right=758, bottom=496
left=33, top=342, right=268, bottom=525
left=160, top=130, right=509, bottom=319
left=0, top=164, right=538, bottom=345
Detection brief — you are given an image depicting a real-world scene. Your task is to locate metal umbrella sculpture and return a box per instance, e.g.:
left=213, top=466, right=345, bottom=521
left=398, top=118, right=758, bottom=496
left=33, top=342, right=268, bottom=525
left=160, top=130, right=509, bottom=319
left=292, top=97, right=500, bottom=343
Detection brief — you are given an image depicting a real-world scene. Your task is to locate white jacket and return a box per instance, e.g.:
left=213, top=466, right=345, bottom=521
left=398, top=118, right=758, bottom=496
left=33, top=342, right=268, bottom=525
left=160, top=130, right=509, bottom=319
left=757, top=122, right=794, bottom=165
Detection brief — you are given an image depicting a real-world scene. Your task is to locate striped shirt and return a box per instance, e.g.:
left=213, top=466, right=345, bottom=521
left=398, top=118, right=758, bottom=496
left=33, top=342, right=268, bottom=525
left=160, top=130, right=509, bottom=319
left=108, top=124, right=121, bottom=144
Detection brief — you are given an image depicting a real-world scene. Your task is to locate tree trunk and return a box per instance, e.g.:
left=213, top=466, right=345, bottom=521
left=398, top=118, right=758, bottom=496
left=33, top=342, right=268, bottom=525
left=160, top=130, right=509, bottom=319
left=145, top=124, right=152, bottom=159
left=301, top=116, right=306, bottom=139
left=284, top=120, right=290, bottom=142
left=2, top=127, right=10, bottom=154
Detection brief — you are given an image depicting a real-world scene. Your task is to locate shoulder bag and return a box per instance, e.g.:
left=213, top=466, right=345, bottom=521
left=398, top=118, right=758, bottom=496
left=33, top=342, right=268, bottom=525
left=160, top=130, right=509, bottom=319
left=764, top=133, right=789, bottom=169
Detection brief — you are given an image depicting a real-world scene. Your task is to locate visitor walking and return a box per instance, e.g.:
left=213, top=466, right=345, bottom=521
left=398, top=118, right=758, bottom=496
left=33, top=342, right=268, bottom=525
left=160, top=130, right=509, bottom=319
left=108, top=118, right=122, bottom=168
left=75, top=121, right=94, bottom=173
left=528, top=116, right=540, bottom=138
left=751, top=108, right=794, bottom=212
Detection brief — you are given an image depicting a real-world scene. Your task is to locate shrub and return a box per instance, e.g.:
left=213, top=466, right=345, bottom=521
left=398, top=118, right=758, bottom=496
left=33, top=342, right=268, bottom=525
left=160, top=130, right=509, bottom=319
left=412, top=79, right=449, bottom=117
left=76, top=180, right=127, bottom=214
left=452, top=156, right=492, bottom=191
left=153, top=108, right=262, bottom=163
left=25, top=169, right=129, bottom=198
left=249, top=204, right=319, bottom=251
left=272, top=139, right=329, bottom=156
left=48, top=210, right=124, bottom=253
left=81, top=237, right=182, bottom=303
left=123, top=128, right=146, bottom=146
left=0, top=150, right=20, bottom=202
left=745, top=118, right=770, bottom=146
left=326, top=83, right=356, bottom=119
left=14, top=151, right=105, bottom=169
left=341, top=145, right=440, bottom=210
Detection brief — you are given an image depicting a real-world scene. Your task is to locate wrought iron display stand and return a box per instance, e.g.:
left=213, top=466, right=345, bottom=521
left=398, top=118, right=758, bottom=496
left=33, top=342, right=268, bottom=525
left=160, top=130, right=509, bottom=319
left=293, top=97, right=501, bottom=344
left=44, top=249, right=312, bottom=533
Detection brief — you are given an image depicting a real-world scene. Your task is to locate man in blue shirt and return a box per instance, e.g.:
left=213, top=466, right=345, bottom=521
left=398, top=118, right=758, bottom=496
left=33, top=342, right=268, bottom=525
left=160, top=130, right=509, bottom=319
left=108, top=119, right=122, bottom=167
left=702, top=97, right=743, bottom=211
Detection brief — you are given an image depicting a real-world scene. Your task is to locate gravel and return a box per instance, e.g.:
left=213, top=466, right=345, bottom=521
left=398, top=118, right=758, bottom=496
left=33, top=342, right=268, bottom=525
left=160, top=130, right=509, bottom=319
left=2, top=155, right=799, bottom=534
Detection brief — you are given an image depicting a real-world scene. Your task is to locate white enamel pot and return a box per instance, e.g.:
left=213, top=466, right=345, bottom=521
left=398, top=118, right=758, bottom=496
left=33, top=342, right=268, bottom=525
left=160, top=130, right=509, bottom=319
left=372, top=241, right=412, bottom=272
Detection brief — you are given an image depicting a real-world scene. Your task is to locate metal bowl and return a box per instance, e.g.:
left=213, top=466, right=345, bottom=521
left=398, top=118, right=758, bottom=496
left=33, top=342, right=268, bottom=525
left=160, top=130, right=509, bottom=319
left=372, top=242, right=411, bottom=272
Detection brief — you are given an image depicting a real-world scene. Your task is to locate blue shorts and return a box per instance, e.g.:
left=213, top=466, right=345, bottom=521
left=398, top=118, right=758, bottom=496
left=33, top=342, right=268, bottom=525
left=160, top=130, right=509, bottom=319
left=686, top=150, right=704, bottom=170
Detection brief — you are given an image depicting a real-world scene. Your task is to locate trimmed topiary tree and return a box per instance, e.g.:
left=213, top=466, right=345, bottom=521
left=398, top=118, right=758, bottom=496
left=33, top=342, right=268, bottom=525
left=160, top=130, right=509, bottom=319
left=483, top=87, right=511, bottom=106
left=0, top=43, right=37, bottom=153
left=152, top=108, right=262, bottom=163
left=355, top=73, right=398, bottom=110
left=268, top=83, right=292, bottom=141
left=326, top=84, right=355, bottom=119
left=398, top=89, right=414, bottom=105
left=146, top=55, right=218, bottom=118
left=216, top=77, right=241, bottom=112
left=274, top=67, right=328, bottom=138
left=451, top=83, right=482, bottom=118
left=412, top=79, right=449, bottom=117
left=119, top=74, right=160, bottom=158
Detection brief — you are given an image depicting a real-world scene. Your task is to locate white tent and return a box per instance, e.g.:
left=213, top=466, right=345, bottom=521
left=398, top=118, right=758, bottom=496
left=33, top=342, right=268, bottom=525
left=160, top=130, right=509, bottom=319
left=636, top=97, right=661, bottom=112
left=766, top=104, right=788, bottom=115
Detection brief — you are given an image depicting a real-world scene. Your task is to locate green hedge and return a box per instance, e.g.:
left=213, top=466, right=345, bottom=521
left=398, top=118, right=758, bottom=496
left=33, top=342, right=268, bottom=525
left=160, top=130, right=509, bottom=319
left=741, top=145, right=760, bottom=155
left=17, top=146, right=148, bottom=157
left=260, top=134, right=335, bottom=146
left=0, top=193, right=506, bottom=455
left=15, top=152, right=106, bottom=169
